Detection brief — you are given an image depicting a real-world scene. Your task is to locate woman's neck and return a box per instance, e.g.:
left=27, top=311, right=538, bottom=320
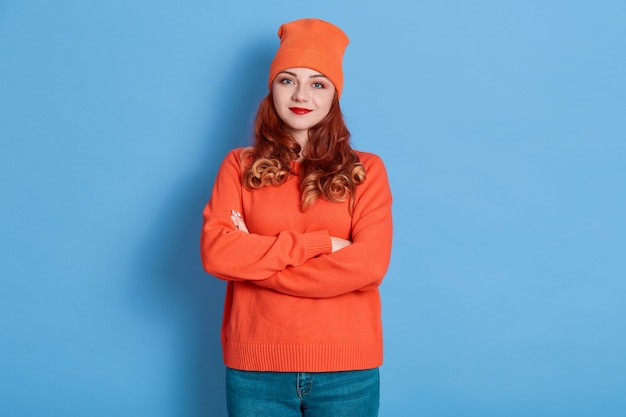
left=291, top=131, right=308, bottom=161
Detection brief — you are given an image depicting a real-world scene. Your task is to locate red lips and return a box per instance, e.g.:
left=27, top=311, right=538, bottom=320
left=289, top=107, right=312, bottom=115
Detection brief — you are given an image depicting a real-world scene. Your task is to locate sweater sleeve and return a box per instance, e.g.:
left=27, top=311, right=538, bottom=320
left=253, top=154, right=393, bottom=298
left=200, top=149, right=333, bottom=281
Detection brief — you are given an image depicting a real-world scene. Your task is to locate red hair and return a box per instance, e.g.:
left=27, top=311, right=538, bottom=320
left=241, top=92, right=365, bottom=211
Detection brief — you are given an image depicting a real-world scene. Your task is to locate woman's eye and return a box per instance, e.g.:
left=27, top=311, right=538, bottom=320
left=312, top=82, right=325, bottom=89
left=280, top=78, right=295, bottom=85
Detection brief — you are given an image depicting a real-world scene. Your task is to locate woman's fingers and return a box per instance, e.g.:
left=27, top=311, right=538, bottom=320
left=230, top=210, right=249, bottom=233
left=330, top=236, right=352, bottom=253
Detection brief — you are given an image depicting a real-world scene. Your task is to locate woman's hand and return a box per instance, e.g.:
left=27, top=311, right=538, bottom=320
left=230, top=210, right=249, bottom=233
left=230, top=209, right=349, bottom=253
left=330, top=236, right=352, bottom=253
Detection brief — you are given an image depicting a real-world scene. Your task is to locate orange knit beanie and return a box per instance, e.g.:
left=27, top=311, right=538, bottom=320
left=268, top=18, right=349, bottom=97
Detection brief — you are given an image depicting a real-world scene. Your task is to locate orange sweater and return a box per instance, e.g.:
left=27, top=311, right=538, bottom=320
left=200, top=148, right=393, bottom=372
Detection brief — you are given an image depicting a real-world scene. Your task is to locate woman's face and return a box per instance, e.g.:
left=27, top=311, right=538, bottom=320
left=271, top=67, right=336, bottom=145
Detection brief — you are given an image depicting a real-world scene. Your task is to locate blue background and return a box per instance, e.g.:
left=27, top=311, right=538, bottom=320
left=1, top=1, right=625, bottom=416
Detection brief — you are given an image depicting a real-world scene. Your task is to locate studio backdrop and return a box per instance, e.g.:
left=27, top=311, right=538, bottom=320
left=1, top=1, right=625, bottom=416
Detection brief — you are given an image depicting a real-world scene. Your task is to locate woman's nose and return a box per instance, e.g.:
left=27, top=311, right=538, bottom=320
left=292, top=85, right=309, bottom=102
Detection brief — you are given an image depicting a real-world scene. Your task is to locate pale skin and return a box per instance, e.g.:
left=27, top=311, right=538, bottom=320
left=230, top=67, right=352, bottom=253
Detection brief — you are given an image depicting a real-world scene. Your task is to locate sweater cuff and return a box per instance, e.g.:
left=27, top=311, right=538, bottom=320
left=303, top=230, right=332, bottom=259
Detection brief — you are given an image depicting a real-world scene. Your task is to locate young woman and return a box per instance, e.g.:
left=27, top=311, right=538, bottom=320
left=201, top=18, right=393, bottom=417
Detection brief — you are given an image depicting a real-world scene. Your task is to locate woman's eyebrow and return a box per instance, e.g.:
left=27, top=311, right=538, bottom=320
left=277, top=70, right=327, bottom=79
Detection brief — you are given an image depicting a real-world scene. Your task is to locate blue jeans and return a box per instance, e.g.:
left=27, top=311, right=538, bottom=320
left=225, top=368, right=380, bottom=417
